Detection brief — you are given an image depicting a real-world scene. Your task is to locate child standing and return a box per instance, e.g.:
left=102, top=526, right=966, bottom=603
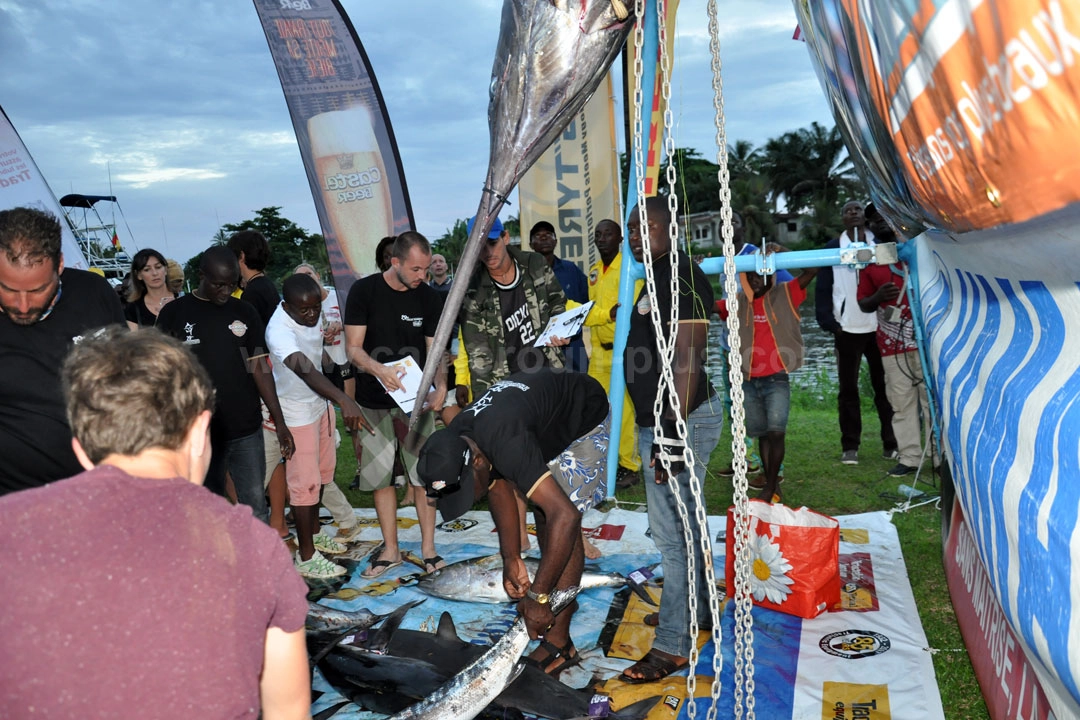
left=717, top=247, right=818, bottom=502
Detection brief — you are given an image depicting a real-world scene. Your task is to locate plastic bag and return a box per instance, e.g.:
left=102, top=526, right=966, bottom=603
left=725, top=500, right=840, bottom=619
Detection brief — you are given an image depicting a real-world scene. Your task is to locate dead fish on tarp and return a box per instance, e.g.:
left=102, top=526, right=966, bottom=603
left=410, top=0, right=635, bottom=425
left=305, top=598, right=424, bottom=639
left=314, top=608, right=645, bottom=719
left=416, top=553, right=654, bottom=605
left=388, top=586, right=580, bottom=720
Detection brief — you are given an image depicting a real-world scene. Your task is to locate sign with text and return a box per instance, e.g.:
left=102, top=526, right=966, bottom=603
left=252, top=0, right=414, bottom=299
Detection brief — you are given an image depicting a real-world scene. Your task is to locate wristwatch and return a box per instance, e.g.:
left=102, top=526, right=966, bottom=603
left=525, top=588, right=550, bottom=605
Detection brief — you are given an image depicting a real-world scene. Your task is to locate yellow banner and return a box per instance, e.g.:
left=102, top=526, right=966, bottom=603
left=519, top=71, right=621, bottom=274
left=626, top=0, right=680, bottom=198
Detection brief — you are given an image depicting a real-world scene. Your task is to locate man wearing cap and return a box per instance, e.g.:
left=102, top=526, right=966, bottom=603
left=458, top=215, right=568, bottom=398
left=528, top=220, right=589, bottom=373
left=418, top=368, right=609, bottom=676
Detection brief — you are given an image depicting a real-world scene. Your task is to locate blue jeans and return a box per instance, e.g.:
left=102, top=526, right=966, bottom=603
left=639, top=398, right=723, bottom=657
left=206, top=430, right=268, bottom=523
left=743, top=372, right=791, bottom=437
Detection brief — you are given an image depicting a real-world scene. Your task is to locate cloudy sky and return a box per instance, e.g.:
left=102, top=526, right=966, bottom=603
left=0, top=0, right=833, bottom=264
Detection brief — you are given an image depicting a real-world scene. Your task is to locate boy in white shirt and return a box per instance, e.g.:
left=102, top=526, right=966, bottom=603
left=266, top=273, right=371, bottom=579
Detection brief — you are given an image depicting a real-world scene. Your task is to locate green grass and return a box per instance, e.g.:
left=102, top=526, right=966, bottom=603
left=327, top=379, right=988, bottom=719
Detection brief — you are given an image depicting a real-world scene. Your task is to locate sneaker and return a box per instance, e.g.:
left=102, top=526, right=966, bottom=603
left=748, top=474, right=785, bottom=489
left=295, top=549, right=346, bottom=579
left=888, top=463, right=917, bottom=477
left=335, top=523, right=363, bottom=542
left=884, top=448, right=899, bottom=460
left=718, top=458, right=762, bottom=476
left=841, top=450, right=859, bottom=465
left=313, top=532, right=347, bottom=555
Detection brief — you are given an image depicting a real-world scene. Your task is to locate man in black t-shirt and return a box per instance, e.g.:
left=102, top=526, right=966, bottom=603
left=619, top=196, right=723, bottom=685
left=228, top=230, right=279, bottom=327
left=344, top=231, right=447, bottom=578
left=417, top=369, right=609, bottom=675
left=156, top=247, right=294, bottom=522
left=0, top=207, right=126, bottom=495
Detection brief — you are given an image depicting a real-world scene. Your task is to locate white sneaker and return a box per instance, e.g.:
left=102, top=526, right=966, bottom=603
left=295, top=549, right=346, bottom=579
left=313, top=532, right=347, bottom=555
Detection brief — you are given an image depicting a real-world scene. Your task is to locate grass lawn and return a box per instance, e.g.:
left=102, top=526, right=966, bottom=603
left=327, top=379, right=988, bottom=719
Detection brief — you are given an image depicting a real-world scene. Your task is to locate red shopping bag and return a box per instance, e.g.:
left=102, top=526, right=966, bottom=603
left=725, top=500, right=840, bottom=619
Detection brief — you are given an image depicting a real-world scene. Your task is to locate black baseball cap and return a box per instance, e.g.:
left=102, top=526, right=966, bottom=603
left=417, top=429, right=476, bottom=522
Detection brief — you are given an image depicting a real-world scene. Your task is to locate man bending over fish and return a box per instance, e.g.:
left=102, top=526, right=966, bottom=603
left=417, top=368, right=609, bottom=676
left=0, top=326, right=310, bottom=719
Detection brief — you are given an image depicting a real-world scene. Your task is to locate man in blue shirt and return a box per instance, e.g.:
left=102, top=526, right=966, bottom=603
left=529, top=221, right=589, bottom=373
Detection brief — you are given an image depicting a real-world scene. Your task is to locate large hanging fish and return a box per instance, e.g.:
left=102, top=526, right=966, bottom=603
left=411, top=0, right=634, bottom=425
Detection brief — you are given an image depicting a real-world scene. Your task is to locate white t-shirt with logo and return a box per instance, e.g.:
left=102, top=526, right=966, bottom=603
left=266, top=305, right=329, bottom=427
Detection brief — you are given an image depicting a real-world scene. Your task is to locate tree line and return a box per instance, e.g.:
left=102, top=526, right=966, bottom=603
left=181, top=122, right=861, bottom=284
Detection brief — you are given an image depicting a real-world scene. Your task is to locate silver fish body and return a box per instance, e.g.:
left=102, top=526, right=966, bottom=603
left=387, top=586, right=580, bottom=720
left=416, top=553, right=627, bottom=603
left=410, top=0, right=634, bottom=424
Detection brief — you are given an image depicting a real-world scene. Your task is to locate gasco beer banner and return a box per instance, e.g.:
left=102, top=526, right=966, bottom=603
left=0, top=106, right=89, bottom=269
left=519, top=71, right=621, bottom=274
left=252, top=0, right=414, bottom=298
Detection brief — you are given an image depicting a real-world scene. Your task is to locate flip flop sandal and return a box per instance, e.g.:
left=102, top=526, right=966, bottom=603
left=423, top=555, right=446, bottom=573
left=361, top=557, right=402, bottom=579
left=525, top=639, right=582, bottom=678
left=619, top=649, right=689, bottom=684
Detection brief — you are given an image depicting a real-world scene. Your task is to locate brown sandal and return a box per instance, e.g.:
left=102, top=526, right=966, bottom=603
left=525, top=639, right=582, bottom=678
left=644, top=612, right=659, bottom=627
left=619, top=649, right=689, bottom=684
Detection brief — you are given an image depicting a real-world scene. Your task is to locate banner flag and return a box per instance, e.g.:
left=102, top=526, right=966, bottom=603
left=252, top=0, right=414, bottom=298
left=0, top=106, right=89, bottom=270
left=519, top=71, right=621, bottom=274
left=623, top=0, right=679, bottom=198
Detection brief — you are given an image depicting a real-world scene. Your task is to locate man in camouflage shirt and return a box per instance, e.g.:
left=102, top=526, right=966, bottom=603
left=458, top=216, right=569, bottom=398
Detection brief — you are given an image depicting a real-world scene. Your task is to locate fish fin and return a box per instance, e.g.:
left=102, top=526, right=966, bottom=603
left=435, top=611, right=460, bottom=641
left=369, top=599, right=421, bottom=652
left=625, top=575, right=659, bottom=606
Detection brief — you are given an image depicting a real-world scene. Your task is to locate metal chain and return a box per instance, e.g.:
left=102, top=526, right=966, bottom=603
left=706, top=1, right=756, bottom=718
left=631, top=2, right=723, bottom=716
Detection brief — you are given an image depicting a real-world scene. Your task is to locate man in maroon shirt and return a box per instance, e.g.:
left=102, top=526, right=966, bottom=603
left=0, top=327, right=310, bottom=720
left=857, top=203, right=935, bottom=477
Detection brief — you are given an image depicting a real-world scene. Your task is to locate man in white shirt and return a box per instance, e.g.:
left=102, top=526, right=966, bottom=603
left=266, top=273, right=370, bottom=579
left=814, top=201, right=897, bottom=465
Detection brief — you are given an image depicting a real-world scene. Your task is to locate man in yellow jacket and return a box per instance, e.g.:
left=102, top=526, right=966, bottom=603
left=583, top=219, right=643, bottom=488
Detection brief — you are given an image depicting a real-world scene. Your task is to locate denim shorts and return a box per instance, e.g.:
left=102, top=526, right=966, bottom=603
left=742, top=372, right=790, bottom=436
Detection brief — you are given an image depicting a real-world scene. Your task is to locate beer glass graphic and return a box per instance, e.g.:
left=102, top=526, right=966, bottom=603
left=308, top=106, right=392, bottom=277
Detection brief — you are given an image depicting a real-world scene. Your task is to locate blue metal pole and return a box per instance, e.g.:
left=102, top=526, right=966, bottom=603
left=606, top=4, right=656, bottom=499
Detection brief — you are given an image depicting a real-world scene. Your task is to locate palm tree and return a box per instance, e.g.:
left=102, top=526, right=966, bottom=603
left=727, top=140, right=761, bottom=181
left=759, top=122, right=862, bottom=245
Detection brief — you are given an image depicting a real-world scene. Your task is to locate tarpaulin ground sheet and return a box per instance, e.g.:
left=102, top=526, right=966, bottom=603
left=308, top=506, right=944, bottom=720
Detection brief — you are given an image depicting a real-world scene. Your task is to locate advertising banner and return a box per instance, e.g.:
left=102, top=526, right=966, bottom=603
left=624, top=0, right=679, bottom=199
left=0, top=106, right=89, bottom=269
left=252, top=0, right=414, bottom=298
left=912, top=217, right=1080, bottom=718
left=519, top=71, right=621, bottom=273
left=944, top=498, right=1054, bottom=720
left=798, top=0, right=1080, bottom=233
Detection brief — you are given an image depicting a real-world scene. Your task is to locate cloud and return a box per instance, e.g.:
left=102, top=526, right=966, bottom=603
left=0, top=0, right=834, bottom=264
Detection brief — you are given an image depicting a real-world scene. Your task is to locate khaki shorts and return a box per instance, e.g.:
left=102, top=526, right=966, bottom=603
left=354, top=406, right=437, bottom=492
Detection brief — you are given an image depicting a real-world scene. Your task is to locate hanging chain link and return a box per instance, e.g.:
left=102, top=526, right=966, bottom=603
left=632, top=2, right=723, bottom=716
left=706, top=1, right=756, bottom=718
